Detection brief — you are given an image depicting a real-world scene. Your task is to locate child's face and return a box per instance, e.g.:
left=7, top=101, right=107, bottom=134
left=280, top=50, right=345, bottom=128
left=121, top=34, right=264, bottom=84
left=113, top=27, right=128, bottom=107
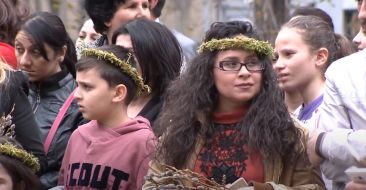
left=0, top=164, right=13, bottom=190
left=213, top=49, right=263, bottom=112
left=74, top=68, right=117, bottom=121
left=273, top=27, right=320, bottom=92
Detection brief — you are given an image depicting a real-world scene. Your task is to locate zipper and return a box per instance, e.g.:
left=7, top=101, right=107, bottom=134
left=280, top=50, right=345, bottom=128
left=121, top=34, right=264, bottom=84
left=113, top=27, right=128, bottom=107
left=32, top=84, right=41, bottom=114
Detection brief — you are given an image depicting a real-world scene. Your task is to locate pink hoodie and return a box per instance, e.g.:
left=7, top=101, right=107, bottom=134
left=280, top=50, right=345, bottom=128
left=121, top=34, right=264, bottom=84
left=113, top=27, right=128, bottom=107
left=59, top=116, right=156, bottom=190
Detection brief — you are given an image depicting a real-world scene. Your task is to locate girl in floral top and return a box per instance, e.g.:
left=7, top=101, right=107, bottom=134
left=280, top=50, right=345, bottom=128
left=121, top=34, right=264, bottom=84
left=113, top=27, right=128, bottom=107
left=143, top=21, right=325, bottom=190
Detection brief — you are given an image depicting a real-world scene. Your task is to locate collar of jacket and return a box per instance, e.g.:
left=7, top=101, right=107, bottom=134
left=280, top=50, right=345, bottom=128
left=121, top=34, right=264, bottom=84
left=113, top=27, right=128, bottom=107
left=28, top=70, right=70, bottom=92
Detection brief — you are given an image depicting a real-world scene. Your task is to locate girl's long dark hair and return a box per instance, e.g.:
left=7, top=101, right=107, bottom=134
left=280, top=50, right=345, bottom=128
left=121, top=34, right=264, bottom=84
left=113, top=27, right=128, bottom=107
left=112, top=18, right=182, bottom=99
left=154, top=21, right=303, bottom=169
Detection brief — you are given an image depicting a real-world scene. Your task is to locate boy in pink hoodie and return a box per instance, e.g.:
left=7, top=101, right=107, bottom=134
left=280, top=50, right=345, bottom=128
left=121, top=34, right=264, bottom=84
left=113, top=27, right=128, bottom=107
left=58, top=45, right=154, bottom=190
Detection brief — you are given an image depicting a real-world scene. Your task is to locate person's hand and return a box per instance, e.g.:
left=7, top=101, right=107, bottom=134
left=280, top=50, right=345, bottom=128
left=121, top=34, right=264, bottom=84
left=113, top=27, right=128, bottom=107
left=307, top=130, right=325, bottom=166
left=345, top=181, right=366, bottom=190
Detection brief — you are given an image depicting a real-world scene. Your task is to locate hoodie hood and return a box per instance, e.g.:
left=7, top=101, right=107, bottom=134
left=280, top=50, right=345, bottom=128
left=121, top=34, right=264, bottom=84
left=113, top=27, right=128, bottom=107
left=77, top=116, right=151, bottom=144
left=59, top=116, right=156, bottom=190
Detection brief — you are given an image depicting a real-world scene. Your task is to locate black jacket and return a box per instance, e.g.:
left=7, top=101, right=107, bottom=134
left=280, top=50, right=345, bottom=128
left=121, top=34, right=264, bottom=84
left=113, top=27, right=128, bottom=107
left=138, top=95, right=163, bottom=125
left=28, top=71, right=86, bottom=189
left=0, top=71, right=47, bottom=173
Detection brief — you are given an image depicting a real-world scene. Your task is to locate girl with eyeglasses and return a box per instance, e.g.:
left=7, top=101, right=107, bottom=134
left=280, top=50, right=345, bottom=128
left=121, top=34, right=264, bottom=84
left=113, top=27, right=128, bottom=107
left=143, top=21, right=325, bottom=190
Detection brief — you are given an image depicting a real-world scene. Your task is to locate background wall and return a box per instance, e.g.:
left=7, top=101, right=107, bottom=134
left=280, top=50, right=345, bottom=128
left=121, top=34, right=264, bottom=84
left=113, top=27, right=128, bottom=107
left=21, top=0, right=359, bottom=44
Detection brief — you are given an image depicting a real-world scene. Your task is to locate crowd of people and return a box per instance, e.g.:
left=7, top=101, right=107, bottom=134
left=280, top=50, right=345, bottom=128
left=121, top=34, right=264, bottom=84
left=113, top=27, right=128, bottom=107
left=0, top=0, right=365, bottom=189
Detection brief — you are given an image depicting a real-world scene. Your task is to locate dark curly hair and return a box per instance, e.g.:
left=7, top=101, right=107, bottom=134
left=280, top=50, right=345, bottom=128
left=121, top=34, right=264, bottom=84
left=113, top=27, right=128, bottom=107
left=154, top=21, right=303, bottom=169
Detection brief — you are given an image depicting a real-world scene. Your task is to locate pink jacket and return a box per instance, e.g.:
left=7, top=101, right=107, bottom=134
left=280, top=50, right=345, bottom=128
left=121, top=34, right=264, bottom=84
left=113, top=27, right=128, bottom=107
left=59, top=116, right=156, bottom=190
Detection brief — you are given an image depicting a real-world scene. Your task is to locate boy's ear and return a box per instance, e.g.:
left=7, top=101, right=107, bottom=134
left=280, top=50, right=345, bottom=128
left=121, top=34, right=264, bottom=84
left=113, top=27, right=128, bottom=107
left=315, top=47, right=328, bottom=67
left=112, top=84, right=128, bottom=102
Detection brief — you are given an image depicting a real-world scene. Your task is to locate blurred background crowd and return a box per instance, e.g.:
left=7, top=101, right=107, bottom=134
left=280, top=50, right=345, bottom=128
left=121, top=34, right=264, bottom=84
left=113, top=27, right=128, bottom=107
left=20, top=0, right=360, bottom=44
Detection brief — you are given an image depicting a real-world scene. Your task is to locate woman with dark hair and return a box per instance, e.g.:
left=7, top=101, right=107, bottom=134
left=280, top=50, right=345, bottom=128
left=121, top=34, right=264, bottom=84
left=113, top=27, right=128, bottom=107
left=0, top=0, right=28, bottom=69
left=75, top=19, right=102, bottom=60
left=112, top=18, right=182, bottom=123
left=84, top=0, right=150, bottom=45
left=143, top=21, right=325, bottom=189
left=14, top=12, right=85, bottom=189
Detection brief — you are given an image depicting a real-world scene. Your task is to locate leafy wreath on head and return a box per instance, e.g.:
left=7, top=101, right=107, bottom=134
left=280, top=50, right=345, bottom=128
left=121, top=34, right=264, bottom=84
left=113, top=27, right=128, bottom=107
left=81, top=48, right=151, bottom=96
left=197, top=35, right=274, bottom=58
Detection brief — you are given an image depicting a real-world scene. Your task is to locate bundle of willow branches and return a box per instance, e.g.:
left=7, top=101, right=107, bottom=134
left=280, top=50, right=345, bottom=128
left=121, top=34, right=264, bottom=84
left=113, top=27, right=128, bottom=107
left=0, top=106, right=15, bottom=138
left=145, top=163, right=228, bottom=190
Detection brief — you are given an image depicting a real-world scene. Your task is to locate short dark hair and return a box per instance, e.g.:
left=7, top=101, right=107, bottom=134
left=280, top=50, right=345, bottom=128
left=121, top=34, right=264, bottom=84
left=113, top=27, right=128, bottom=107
left=21, top=12, right=77, bottom=78
left=76, top=45, right=137, bottom=104
left=291, top=7, right=334, bottom=31
left=151, top=0, right=165, bottom=18
left=84, top=0, right=127, bottom=34
left=112, top=18, right=182, bottom=99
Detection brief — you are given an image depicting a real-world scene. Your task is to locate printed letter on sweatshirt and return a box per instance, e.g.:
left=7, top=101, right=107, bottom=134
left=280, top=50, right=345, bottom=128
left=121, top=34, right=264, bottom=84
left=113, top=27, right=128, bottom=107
left=111, top=169, right=129, bottom=189
left=78, top=163, right=93, bottom=186
left=90, top=165, right=111, bottom=189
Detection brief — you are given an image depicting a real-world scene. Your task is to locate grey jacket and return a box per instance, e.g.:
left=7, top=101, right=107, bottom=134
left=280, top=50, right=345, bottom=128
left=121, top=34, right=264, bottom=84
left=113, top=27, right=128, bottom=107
left=309, top=49, right=366, bottom=189
left=171, top=30, right=198, bottom=73
left=28, top=71, right=85, bottom=189
left=171, top=29, right=198, bottom=63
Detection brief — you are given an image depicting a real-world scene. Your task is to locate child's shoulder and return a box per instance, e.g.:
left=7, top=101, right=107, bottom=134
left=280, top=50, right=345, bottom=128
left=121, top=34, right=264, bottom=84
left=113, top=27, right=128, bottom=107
left=134, top=116, right=151, bottom=127
left=70, top=120, right=97, bottom=138
left=129, top=124, right=154, bottom=139
left=127, top=117, right=155, bottom=140
left=77, top=120, right=97, bottom=130
left=131, top=116, right=153, bottom=131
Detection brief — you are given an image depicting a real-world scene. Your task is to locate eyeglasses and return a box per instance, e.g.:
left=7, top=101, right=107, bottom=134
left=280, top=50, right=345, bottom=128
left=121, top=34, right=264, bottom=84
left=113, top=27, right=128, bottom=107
left=216, top=60, right=265, bottom=72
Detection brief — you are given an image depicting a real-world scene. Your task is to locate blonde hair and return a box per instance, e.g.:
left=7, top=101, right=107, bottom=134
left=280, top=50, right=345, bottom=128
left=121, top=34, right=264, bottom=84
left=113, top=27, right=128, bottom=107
left=0, top=58, right=11, bottom=84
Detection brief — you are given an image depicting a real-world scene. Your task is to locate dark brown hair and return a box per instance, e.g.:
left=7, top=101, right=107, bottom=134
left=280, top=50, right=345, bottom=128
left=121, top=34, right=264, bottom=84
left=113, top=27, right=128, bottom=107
left=0, top=0, right=28, bottom=45
left=154, top=21, right=302, bottom=168
left=76, top=45, right=137, bottom=104
left=284, top=15, right=355, bottom=70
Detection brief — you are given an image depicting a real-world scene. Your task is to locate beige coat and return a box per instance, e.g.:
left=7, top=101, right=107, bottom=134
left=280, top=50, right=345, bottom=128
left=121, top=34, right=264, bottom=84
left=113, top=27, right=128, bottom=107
left=143, top=119, right=325, bottom=190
